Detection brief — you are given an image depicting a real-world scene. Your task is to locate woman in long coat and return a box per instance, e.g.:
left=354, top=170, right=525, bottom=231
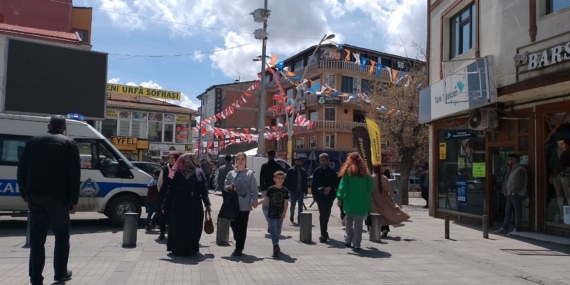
left=371, top=164, right=410, bottom=237
left=162, top=154, right=212, bottom=256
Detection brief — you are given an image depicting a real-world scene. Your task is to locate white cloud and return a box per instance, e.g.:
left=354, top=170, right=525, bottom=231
left=193, top=51, right=205, bottom=62
left=125, top=82, right=137, bottom=86
left=107, top=77, right=120, bottom=84
left=180, top=93, right=200, bottom=111
left=139, top=80, right=163, bottom=89
left=100, top=0, right=145, bottom=30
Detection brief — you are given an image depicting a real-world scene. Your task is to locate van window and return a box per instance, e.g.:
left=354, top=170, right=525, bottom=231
left=0, top=135, right=30, bottom=165
left=75, top=139, right=131, bottom=178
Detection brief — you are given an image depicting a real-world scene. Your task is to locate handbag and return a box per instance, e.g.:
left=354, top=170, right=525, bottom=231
left=204, top=211, right=214, bottom=234
left=218, top=171, right=242, bottom=221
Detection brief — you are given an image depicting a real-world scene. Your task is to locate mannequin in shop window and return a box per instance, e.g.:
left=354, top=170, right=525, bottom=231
left=548, top=139, right=570, bottom=222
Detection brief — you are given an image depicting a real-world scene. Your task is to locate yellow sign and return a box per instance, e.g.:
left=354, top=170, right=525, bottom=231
left=365, top=118, right=382, bottom=167
left=106, top=108, right=118, bottom=118
left=111, top=136, right=138, bottom=151
left=106, top=83, right=181, bottom=101
left=458, top=157, right=465, bottom=169
left=185, top=144, right=193, bottom=151
left=176, top=114, right=190, bottom=124
left=439, top=142, right=447, bottom=160
left=472, top=162, right=486, bottom=177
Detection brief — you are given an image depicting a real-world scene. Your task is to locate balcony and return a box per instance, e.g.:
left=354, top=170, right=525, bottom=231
left=265, top=60, right=394, bottom=90
left=294, top=120, right=366, bottom=133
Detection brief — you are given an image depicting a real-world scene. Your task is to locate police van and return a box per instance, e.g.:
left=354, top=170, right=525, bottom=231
left=0, top=114, right=151, bottom=225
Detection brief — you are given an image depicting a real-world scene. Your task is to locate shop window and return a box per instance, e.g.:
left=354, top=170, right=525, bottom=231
left=437, top=129, right=486, bottom=215
left=132, top=120, right=147, bottom=139
left=118, top=120, right=130, bottom=136
left=148, top=122, right=162, bottom=143
left=175, top=124, right=189, bottom=144
left=0, top=135, right=29, bottom=165
left=164, top=123, right=174, bottom=143
left=101, top=119, right=117, bottom=138
left=450, top=3, right=476, bottom=59
left=546, top=0, right=570, bottom=14
left=544, top=112, right=570, bottom=225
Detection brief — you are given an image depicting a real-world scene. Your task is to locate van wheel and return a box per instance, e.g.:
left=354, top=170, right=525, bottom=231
left=106, top=195, right=141, bottom=226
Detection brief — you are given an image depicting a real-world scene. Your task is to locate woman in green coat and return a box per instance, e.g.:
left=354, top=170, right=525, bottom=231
left=337, top=152, right=373, bottom=250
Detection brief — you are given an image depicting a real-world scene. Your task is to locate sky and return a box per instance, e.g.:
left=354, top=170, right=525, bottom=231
left=75, top=0, right=427, bottom=117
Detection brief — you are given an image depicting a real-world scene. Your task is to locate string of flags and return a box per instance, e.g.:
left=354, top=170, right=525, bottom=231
left=199, top=82, right=258, bottom=125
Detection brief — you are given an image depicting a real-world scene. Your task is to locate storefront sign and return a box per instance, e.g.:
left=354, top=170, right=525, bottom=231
left=419, top=56, right=497, bottom=123
left=317, top=96, right=341, bottom=105
left=185, top=144, right=193, bottom=151
left=445, top=130, right=477, bottom=140
left=106, top=83, right=181, bottom=101
left=214, top=88, right=222, bottom=127
left=439, top=142, right=447, bottom=160
left=106, top=108, right=118, bottom=118
left=472, top=162, right=486, bottom=177
left=191, top=120, right=197, bottom=127
left=111, top=136, right=137, bottom=151
left=176, top=114, right=190, bottom=123
left=456, top=179, right=467, bottom=206
left=458, top=157, right=465, bottom=169
left=514, top=41, right=570, bottom=70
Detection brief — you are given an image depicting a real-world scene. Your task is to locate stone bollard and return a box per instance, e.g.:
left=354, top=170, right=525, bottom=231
left=122, top=213, right=139, bottom=247
left=299, top=212, right=312, bottom=243
left=369, top=213, right=382, bottom=242
left=444, top=215, right=450, bottom=239
left=25, top=212, right=31, bottom=247
left=482, top=215, right=489, bottom=239
left=216, top=216, right=230, bottom=246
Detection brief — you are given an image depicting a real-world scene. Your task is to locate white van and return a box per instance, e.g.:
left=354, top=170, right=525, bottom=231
left=0, top=114, right=151, bottom=225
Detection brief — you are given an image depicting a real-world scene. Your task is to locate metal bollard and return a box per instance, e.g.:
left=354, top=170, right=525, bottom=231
left=122, top=213, right=139, bottom=247
left=444, top=215, right=450, bottom=239
left=216, top=216, right=230, bottom=246
left=482, top=215, right=489, bottom=239
left=25, top=212, right=31, bottom=246
left=299, top=212, right=312, bottom=243
left=369, top=213, right=382, bottom=242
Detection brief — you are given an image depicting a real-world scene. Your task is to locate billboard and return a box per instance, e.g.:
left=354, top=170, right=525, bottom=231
left=106, top=83, right=181, bottom=101
left=3, top=38, right=108, bottom=119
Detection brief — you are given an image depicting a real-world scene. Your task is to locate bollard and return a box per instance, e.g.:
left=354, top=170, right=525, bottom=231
left=122, top=213, right=139, bottom=247
left=444, top=215, right=450, bottom=239
left=482, top=215, right=489, bottom=239
left=299, top=212, right=312, bottom=243
left=216, top=216, right=230, bottom=246
left=369, top=213, right=382, bottom=242
left=25, top=212, right=31, bottom=246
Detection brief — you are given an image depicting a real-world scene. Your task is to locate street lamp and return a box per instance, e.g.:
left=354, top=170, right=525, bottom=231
left=252, top=1, right=270, bottom=157
left=286, top=33, right=335, bottom=165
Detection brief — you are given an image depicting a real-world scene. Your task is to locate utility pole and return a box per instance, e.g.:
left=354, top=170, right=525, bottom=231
left=252, top=1, right=270, bottom=156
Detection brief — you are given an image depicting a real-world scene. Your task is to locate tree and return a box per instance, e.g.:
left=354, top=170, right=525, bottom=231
left=365, top=47, right=429, bottom=205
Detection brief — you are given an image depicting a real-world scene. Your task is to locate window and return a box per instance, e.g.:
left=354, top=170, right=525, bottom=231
left=0, top=135, right=29, bottom=165
left=118, top=120, right=130, bottom=136
left=175, top=124, right=189, bottom=144
left=286, top=89, right=294, bottom=103
left=325, top=107, right=336, bottom=121
left=132, top=120, right=147, bottom=139
left=450, top=3, right=476, bottom=58
left=547, top=0, right=570, bottom=13
left=309, top=110, right=318, bottom=121
left=362, top=79, right=373, bottom=94
left=310, top=135, right=318, bottom=148
left=341, top=76, right=354, bottom=93
left=164, top=123, right=175, bottom=143
left=73, top=29, right=88, bottom=43
left=148, top=122, right=162, bottom=142
left=380, top=58, right=392, bottom=69
left=293, top=59, right=304, bottom=71
left=295, top=137, right=305, bottom=149
left=101, top=119, right=117, bottom=138
left=311, top=77, right=321, bottom=89
left=325, top=134, right=335, bottom=149
left=74, top=139, right=133, bottom=178
left=327, top=74, right=335, bottom=88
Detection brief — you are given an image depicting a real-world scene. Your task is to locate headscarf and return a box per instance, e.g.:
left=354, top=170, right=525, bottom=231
left=169, top=153, right=198, bottom=179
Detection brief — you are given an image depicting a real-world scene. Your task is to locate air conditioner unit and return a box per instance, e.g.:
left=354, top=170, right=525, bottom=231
left=468, top=109, right=498, bottom=131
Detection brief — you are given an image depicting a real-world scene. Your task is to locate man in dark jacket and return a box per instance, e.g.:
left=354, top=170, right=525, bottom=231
left=156, top=152, right=180, bottom=240
left=311, top=153, right=338, bottom=243
left=216, top=155, right=234, bottom=197
left=284, top=157, right=308, bottom=224
left=260, top=149, right=285, bottom=231
left=17, top=115, right=80, bottom=285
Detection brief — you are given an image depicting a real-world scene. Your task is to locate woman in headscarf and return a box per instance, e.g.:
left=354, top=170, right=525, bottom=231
left=371, top=164, right=410, bottom=238
left=162, top=153, right=211, bottom=256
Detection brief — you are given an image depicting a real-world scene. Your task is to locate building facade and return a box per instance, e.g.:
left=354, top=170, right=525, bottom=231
left=100, top=93, right=198, bottom=162
left=423, top=0, right=570, bottom=236
left=261, top=44, right=416, bottom=171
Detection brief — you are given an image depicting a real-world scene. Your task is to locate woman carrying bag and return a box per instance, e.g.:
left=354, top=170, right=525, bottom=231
left=162, top=154, right=212, bottom=256
left=371, top=164, right=410, bottom=237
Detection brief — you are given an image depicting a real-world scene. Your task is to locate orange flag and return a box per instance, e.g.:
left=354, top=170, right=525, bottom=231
left=269, top=55, right=278, bottom=66
left=368, top=60, right=376, bottom=75
left=345, top=49, right=351, bottom=61
left=391, top=69, right=399, bottom=83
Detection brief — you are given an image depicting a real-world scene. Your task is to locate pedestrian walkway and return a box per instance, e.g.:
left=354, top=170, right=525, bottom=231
left=0, top=196, right=569, bottom=284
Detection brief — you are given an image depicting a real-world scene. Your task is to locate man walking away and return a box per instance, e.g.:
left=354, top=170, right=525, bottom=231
left=284, top=157, right=308, bottom=224
left=216, top=155, right=234, bottom=197
left=494, top=154, right=528, bottom=234
left=260, top=149, right=285, bottom=232
left=157, top=152, right=180, bottom=240
left=201, top=158, right=211, bottom=189
left=420, top=163, right=429, bottom=208
left=311, top=153, right=339, bottom=243
left=17, top=115, right=80, bottom=285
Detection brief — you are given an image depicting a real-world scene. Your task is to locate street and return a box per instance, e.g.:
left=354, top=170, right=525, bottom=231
left=0, top=195, right=569, bottom=285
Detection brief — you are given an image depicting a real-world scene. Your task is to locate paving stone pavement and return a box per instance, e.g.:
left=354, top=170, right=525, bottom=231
left=1, top=196, right=569, bottom=285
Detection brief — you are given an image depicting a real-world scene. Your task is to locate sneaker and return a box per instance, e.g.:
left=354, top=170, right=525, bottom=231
left=54, top=270, right=72, bottom=282
left=493, top=228, right=507, bottom=234
left=344, top=242, right=353, bottom=248
left=381, top=230, right=389, bottom=238
left=232, top=249, right=243, bottom=256
left=272, top=246, right=280, bottom=257
left=159, top=233, right=166, bottom=240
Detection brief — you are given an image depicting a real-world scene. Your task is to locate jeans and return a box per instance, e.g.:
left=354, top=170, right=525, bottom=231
left=345, top=215, right=365, bottom=248
left=262, top=190, right=269, bottom=223
left=230, top=211, right=251, bottom=251
left=28, top=195, right=71, bottom=285
left=315, top=193, right=335, bottom=237
left=289, top=191, right=304, bottom=221
left=146, top=201, right=157, bottom=225
left=268, top=218, right=284, bottom=246
left=502, top=194, right=524, bottom=231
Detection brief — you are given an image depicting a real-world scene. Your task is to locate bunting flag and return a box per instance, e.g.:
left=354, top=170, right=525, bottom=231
left=374, top=64, right=384, bottom=78
left=368, top=60, right=377, bottom=75
left=385, top=67, right=393, bottom=82
left=345, top=49, right=351, bottom=61
left=360, top=55, right=368, bottom=72
left=353, top=52, right=361, bottom=65
left=391, top=69, right=399, bottom=83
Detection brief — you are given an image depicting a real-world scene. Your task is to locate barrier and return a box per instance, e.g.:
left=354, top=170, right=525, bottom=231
left=122, top=213, right=138, bottom=247
left=300, top=212, right=312, bottom=242
left=216, top=216, right=230, bottom=246
left=369, top=213, right=382, bottom=242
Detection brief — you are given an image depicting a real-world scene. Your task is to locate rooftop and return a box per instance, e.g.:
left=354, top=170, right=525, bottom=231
left=0, top=23, right=82, bottom=44
left=107, top=93, right=199, bottom=115
left=197, top=80, right=258, bottom=99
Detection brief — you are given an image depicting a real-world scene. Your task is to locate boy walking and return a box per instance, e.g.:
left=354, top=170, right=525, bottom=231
left=257, top=171, right=289, bottom=257
left=146, top=170, right=161, bottom=231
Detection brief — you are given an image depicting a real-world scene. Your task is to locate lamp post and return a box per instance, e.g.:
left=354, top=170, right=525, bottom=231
left=286, top=34, right=335, bottom=165
left=251, top=1, right=270, bottom=157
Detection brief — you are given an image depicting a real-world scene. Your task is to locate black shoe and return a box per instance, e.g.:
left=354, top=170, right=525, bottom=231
left=272, top=245, right=280, bottom=257
left=159, top=233, right=165, bottom=240
left=54, top=270, right=72, bottom=282
left=232, top=249, right=243, bottom=256
left=319, top=236, right=327, bottom=243
left=423, top=205, right=429, bottom=208
left=344, top=243, right=353, bottom=248
left=381, top=230, right=389, bottom=238
left=290, top=216, right=294, bottom=224
left=353, top=247, right=362, bottom=251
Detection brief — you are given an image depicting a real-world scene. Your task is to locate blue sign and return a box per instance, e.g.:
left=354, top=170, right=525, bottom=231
left=445, top=130, right=476, bottom=140
left=456, top=179, right=467, bottom=206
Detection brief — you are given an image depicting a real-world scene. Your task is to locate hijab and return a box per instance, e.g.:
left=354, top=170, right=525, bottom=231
left=169, top=153, right=198, bottom=179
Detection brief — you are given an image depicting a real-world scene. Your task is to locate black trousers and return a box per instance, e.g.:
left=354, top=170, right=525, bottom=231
left=315, top=194, right=335, bottom=237
left=157, top=191, right=169, bottom=234
left=340, top=204, right=346, bottom=220
left=230, top=211, right=250, bottom=251
left=28, top=195, right=71, bottom=285
left=421, top=187, right=429, bottom=204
